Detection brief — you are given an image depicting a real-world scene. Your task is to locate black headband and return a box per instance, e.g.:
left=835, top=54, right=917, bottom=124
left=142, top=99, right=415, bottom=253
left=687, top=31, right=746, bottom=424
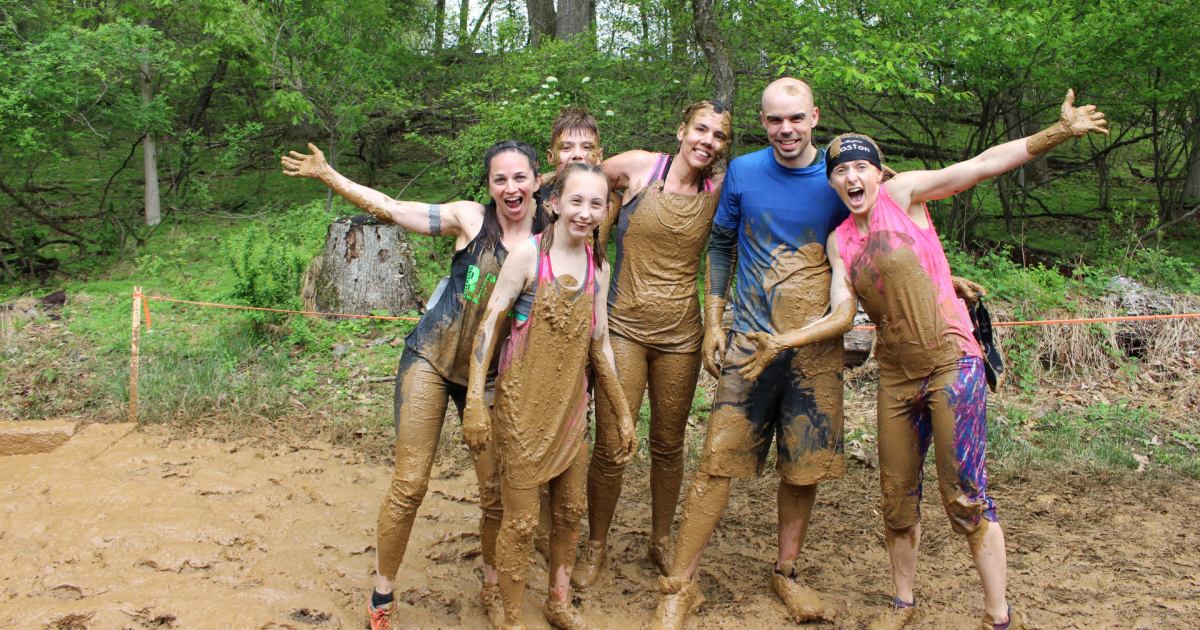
left=826, top=136, right=882, bottom=179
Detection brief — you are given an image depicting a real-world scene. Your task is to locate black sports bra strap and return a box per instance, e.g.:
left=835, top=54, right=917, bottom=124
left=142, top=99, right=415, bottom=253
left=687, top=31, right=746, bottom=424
left=657, top=153, right=703, bottom=193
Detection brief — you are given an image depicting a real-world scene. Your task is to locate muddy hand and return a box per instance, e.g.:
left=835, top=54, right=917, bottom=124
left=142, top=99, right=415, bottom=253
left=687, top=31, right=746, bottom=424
left=461, top=405, right=491, bottom=452
left=951, top=275, right=986, bottom=305
left=1060, top=89, right=1109, bottom=137
left=614, top=417, right=638, bottom=466
left=736, top=331, right=782, bottom=382
left=281, top=142, right=331, bottom=179
left=702, top=325, right=726, bottom=379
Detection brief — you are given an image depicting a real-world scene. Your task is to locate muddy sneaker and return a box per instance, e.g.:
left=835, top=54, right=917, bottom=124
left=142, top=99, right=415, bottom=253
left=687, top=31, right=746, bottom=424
left=770, top=572, right=834, bottom=622
left=646, top=535, right=675, bottom=576
left=866, top=599, right=920, bottom=630
left=481, top=582, right=504, bottom=629
left=648, top=577, right=705, bottom=630
left=367, top=601, right=392, bottom=630
left=978, top=607, right=1024, bottom=630
left=570, top=540, right=607, bottom=589
left=543, top=599, right=590, bottom=630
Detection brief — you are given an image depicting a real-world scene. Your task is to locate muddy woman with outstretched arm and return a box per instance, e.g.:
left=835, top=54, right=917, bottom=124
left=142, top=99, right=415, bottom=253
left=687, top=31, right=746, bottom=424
left=737, top=90, right=1108, bottom=630
left=464, top=163, right=636, bottom=630
left=281, top=140, right=551, bottom=630
left=566, top=100, right=731, bottom=588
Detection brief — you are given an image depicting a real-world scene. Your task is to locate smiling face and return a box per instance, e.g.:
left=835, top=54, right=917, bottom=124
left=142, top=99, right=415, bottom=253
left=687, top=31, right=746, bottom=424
left=552, top=170, right=609, bottom=242
left=676, top=110, right=731, bottom=171
left=760, top=82, right=820, bottom=168
left=829, top=158, right=884, bottom=216
left=486, top=150, right=538, bottom=223
left=549, top=128, right=602, bottom=174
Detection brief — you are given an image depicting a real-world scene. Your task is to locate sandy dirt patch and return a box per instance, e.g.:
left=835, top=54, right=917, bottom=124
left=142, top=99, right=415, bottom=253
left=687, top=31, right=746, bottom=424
left=2, top=422, right=1198, bottom=629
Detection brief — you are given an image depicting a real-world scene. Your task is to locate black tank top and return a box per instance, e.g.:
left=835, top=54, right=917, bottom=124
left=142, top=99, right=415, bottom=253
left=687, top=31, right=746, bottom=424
left=405, top=230, right=508, bottom=386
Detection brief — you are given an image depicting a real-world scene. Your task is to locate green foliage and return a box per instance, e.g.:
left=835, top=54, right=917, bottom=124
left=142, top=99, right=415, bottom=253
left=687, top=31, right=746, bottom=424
left=944, top=241, right=1066, bottom=312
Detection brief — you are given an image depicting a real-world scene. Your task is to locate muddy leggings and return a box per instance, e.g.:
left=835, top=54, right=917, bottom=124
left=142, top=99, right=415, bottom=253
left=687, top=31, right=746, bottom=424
left=877, top=356, right=997, bottom=538
left=497, top=442, right=589, bottom=625
left=375, top=348, right=502, bottom=581
left=587, top=333, right=702, bottom=546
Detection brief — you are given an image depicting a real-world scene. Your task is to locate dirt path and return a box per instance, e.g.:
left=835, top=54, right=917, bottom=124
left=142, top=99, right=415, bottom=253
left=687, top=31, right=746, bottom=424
left=2, top=422, right=1198, bottom=629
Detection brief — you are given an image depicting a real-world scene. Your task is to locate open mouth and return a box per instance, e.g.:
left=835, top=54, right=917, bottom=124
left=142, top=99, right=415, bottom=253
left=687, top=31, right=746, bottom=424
left=504, top=196, right=523, bottom=211
left=847, top=186, right=865, bottom=205
left=693, top=147, right=712, bottom=162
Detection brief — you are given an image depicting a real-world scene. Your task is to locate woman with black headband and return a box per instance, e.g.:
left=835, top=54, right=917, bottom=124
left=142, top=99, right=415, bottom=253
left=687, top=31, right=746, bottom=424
left=735, top=90, right=1107, bottom=630
left=282, top=140, right=551, bottom=630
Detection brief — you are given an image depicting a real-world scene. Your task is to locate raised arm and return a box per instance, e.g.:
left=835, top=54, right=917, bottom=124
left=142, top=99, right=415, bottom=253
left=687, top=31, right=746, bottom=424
left=462, top=240, right=537, bottom=450
left=599, top=150, right=658, bottom=201
left=887, top=90, right=1108, bottom=212
left=589, top=262, right=637, bottom=464
left=282, top=143, right=482, bottom=243
left=737, top=233, right=857, bottom=381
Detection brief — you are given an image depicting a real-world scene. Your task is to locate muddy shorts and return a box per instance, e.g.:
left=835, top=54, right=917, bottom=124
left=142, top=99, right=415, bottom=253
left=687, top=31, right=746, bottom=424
left=698, top=331, right=844, bottom=485
left=877, top=356, right=997, bottom=534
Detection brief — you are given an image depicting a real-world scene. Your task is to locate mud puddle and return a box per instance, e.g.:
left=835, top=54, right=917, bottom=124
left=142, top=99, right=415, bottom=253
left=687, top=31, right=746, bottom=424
left=2, top=422, right=1198, bottom=629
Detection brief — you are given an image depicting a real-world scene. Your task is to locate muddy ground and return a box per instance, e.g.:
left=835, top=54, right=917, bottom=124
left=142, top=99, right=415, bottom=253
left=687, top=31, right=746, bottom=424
left=3, top=416, right=1198, bottom=630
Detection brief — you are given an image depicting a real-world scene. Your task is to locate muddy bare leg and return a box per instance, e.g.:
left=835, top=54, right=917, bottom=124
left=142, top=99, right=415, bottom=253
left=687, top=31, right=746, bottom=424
left=473, top=439, right=503, bottom=585
left=548, top=446, right=589, bottom=602
left=969, top=521, right=1009, bottom=621
left=884, top=522, right=921, bottom=604
left=585, top=336, right=648, bottom=548
left=668, top=472, right=731, bottom=581
left=775, top=481, right=816, bottom=572
left=647, top=349, right=702, bottom=544
left=497, top=479, right=540, bottom=627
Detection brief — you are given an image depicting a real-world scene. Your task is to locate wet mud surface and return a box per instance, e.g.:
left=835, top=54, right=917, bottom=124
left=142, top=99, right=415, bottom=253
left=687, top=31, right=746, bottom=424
left=3, top=421, right=1198, bottom=629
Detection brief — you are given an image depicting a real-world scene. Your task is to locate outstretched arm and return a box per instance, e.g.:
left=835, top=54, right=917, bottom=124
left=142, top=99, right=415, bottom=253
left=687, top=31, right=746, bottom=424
left=282, top=143, right=480, bottom=241
left=888, top=90, right=1108, bottom=210
left=462, top=241, right=536, bottom=450
left=590, top=263, right=637, bottom=464
left=737, top=234, right=857, bottom=381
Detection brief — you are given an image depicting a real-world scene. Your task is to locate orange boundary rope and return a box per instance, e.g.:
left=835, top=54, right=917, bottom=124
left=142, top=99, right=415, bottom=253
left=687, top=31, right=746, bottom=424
left=130, top=290, right=1198, bottom=330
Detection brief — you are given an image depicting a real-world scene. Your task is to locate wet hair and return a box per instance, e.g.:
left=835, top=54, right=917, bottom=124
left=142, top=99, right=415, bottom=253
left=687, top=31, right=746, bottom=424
left=678, top=99, right=733, bottom=180
left=824, top=133, right=898, bottom=180
left=540, top=162, right=609, bottom=270
left=549, top=106, right=601, bottom=158
left=478, top=140, right=553, bottom=252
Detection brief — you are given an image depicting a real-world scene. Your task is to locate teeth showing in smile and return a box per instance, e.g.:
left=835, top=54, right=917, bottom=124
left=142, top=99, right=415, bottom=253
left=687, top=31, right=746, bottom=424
left=504, top=196, right=522, bottom=209
left=695, top=149, right=711, bottom=159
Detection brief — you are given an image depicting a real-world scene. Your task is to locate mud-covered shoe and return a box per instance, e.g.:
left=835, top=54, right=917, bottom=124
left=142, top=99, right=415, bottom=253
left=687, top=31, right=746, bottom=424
left=543, top=599, right=590, bottom=630
left=646, top=535, right=675, bottom=576
left=648, top=577, right=705, bottom=630
left=866, top=599, right=920, bottom=630
left=570, top=540, right=607, bottom=589
left=978, top=607, right=1024, bottom=630
left=480, top=582, right=504, bottom=629
left=770, top=572, right=834, bottom=622
left=367, top=601, right=392, bottom=630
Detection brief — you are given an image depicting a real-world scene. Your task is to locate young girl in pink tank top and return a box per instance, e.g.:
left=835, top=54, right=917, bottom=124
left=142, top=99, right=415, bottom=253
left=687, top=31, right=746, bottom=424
left=733, top=91, right=1109, bottom=630
left=464, top=163, right=635, bottom=630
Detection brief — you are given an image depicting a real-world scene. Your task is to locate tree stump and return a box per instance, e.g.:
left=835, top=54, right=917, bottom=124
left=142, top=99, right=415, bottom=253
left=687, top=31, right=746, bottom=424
left=303, top=215, right=424, bottom=317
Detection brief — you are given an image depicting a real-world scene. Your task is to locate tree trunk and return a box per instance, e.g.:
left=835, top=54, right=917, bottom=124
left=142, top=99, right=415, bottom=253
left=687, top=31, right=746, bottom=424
left=666, top=0, right=689, bottom=61
left=1184, top=115, right=1200, bottom=201
left=457, top=0, right=469, bottom=47
left=187, top=58, right=228, bottom=133
left=527, top=0, right=556, bottom=48
left=305, top=216, right=423, bottom=316
left=556, top=0, right=589, bottom=40
left=692, top=0, right=734, bottom=108
left=433, top=0, right=446, bottom=52
left=140, top=57, right=161, bottom=227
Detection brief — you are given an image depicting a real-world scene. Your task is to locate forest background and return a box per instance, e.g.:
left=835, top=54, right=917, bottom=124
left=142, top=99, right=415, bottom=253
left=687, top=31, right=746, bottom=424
left=2, top=0, right=1199, bottom=479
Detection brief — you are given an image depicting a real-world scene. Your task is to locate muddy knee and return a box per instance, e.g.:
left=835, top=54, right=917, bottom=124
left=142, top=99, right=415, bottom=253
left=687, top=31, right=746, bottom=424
left=943, top=493, right=988, bottom=537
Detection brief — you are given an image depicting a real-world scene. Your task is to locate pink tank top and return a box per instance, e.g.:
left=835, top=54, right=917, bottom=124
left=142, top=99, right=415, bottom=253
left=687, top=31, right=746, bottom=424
left=835, top=184, right=982, bottom=378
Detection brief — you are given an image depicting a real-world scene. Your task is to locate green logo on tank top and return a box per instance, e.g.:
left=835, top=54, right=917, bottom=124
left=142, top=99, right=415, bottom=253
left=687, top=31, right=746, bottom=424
left=464, top=266, right=497, bottom=304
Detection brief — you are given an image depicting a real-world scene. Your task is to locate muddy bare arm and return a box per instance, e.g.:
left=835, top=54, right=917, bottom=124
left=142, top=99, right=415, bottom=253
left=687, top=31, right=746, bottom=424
left=600, top=150, right=657, bottom=200
left=282, top=143, right=479, bottom=238
left=594, top=191, right=622, bottom=253
left=889, top=90, right=1108, bottom=208
left=591, top=263, right=636, bottom=464
left=464, top=241, right=536, bottom=450
left=738, top=235, right=857, bottom=382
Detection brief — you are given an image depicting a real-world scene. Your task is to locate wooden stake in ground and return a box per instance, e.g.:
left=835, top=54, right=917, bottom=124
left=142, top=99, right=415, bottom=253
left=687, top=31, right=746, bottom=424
left=129, top=286, right=141, bottom=426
